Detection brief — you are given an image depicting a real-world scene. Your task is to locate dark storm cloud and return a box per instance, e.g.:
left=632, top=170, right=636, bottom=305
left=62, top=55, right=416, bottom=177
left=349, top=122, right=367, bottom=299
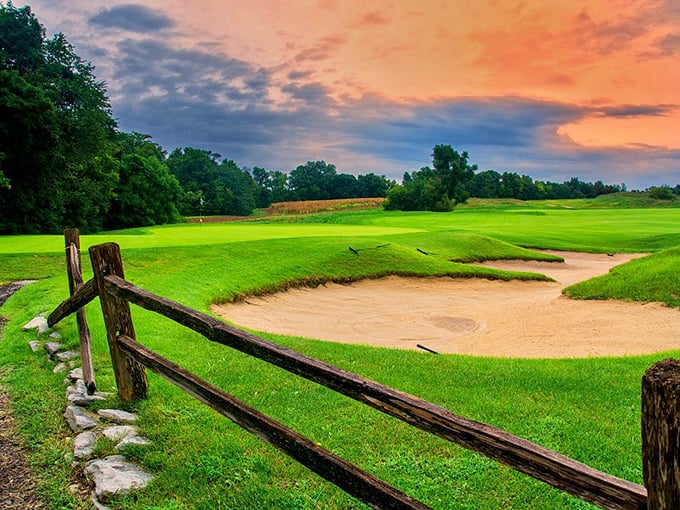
left=94, top=35, right=680, bottom=188
left=107, top=38, right=329, bottom=163
left=328, top=96, right=680, bottom=188
left=281, top=82, right=331, bottom=104
left=335, top=96, right=584, bottom=156
left=598, top=104, right=676, bottom=118
left=89, top=4, right=175, bottom=33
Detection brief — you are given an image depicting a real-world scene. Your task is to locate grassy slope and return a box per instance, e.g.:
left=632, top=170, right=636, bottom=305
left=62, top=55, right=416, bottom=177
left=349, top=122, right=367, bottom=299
left=1, top=199, right=679, bottom=509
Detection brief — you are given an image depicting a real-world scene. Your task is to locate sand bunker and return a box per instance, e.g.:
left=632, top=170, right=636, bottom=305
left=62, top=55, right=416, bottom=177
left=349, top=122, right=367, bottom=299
left=212, top=252, right=680, bottom=358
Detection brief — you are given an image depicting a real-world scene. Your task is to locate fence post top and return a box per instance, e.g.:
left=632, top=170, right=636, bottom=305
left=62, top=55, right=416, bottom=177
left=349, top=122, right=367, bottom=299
left=643, top=358, right=680, bottom=384
left=89, top=242, right=121, bottom=253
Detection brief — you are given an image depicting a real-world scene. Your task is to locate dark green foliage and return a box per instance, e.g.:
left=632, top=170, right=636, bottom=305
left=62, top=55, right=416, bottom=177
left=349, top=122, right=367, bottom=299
left=384, top=145, right=476, bottom=211
left=287, top=160, right=337, bottom=201
left=104, top=132, right=185, bottom=229
left=167, top=147, right=257, bottom=216
left=252, top=166, right=288, bottom=207
left=384, top=143, right=628, bottom=212
left=469, top=171, right=626, bottom=201
left=285, top=161, right=394, bottom=202
left=357, top=172, right=394, bottom=197
left=0, top=3, right=117, bottom=233
left=647, top=186, right=675, bottom=200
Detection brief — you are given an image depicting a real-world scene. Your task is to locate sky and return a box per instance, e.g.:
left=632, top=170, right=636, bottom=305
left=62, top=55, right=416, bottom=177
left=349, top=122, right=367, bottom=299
left=18, top=0, right=680, bottom=189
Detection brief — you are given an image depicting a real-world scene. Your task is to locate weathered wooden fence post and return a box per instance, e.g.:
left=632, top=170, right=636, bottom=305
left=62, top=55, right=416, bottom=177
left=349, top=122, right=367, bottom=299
left=64, top=228, right=96, bottom=394
left=89, top=242, right=147, bottom=401
left=642, top=357, right=680, bottom=509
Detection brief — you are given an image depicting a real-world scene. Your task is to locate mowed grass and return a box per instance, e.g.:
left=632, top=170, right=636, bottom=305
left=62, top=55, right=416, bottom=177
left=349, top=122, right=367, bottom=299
left=1, top=200, right=679, bottom=509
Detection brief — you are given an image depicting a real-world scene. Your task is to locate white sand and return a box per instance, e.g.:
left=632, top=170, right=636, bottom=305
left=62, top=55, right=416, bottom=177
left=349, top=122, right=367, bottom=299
left=212, top=252, right=680, bottom=358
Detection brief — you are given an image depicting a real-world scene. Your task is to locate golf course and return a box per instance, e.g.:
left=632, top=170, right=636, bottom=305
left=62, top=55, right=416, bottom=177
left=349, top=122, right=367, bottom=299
left=1, top=197, right=680, bottom=509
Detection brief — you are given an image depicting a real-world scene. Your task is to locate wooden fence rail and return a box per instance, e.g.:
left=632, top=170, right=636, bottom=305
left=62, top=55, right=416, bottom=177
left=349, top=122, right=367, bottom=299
left=49, top=237, right=680, bottom=509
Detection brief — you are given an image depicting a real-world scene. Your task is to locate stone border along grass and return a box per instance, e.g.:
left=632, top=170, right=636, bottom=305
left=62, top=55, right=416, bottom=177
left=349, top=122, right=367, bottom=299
left=22, top=314, right=153, bottom=509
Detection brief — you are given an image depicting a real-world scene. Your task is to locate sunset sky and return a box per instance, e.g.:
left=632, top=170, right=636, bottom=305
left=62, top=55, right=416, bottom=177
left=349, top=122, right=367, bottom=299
left=21, top=0, right=680, bottom=189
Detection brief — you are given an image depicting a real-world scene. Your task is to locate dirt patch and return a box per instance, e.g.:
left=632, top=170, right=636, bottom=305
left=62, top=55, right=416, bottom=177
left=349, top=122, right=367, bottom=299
left=0, top=281, right=47, bottom=509
left=0, top=390, right=47, bottom=509
left=212, top=252, right=680, bottom=358
left=0, top=280, right=35, bottom=307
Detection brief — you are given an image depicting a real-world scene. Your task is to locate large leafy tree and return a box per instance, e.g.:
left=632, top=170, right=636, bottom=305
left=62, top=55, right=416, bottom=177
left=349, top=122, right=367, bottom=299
left=105, top=132, right=182, bottom=229
left=0, top=3, right=117, bottom=233
left=356, top=173, right=394, bottom=197
left=167, top=147, right=257, bottom=216
left=252, top=166, right=289, bottom=207
left=287, top=160, right=337, bottom=201
left=384, top=145, right=476, bottom=212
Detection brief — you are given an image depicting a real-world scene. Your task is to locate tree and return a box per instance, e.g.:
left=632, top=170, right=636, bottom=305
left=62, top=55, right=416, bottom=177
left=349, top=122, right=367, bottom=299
left=217, top=160, right=257, bottom=215
left=384, top=145, right=477, bottom=212
left=647, top=186, right=675, bottom=200
left=105, top=132, right=182, bottom=229
left=252, top=166, right=288, bottom=207
left=0, top=3, right=117, bottom=233
left=287, top=160, right=337, bottom=200
left=333, top=173, right=360, bottom=199
left=467, top=170, right=501, bottom=198
left=356, top=173, right=394, bottom=197
left=167, top=147, right=221, bottom=215
left=167, top=147, right=257, bottom=216
left=432, top=144, right=477, bottom=203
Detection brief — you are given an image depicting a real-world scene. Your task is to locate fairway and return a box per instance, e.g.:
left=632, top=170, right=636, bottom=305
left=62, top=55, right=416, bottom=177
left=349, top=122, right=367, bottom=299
left=1, top=201, right=680, bottom=509
left=0, top=223, right=421, bottom=255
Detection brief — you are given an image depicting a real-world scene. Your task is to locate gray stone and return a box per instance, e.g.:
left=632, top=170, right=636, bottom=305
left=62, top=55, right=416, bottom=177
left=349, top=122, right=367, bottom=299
left=68, top=391, right=107, bottom=406
left=115, top=435, right=150, bottom=450
left=90, top=494, right=113, bottom=510
left=23, top=315, right=48, bottom=333
left=66, top=379, right=87, bottom=397
left=44, top=342, right=62, bottom=357
left=97, top=409, right=137, bottom=425
left=53, top=362, right=68, bottom=374
left=74, top=431, right=99, bottom=460
left=64, top=405, right=98, bottom=432
left=102, top=425, right=138, bottom=442
left=67, top=367, right=83, bottom=381
left=56, top=350, right=80, bottom=362
left=85, top=455, right=153, bottom=502
left=49, top=331, right=62, bottom=340
left=28, top=340, right=42, bottom=352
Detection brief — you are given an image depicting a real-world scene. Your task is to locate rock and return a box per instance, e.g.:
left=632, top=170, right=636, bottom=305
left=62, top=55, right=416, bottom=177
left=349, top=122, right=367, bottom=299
left=102, top=425, right=138, bottom=442
left=67, top=391, right=107, bottom=406
left=97, top=409, right=137, bottom=424
left=23, top=315, right=48, bottom=333
left=85, top=455, right=153, bottom=502
left=49, top=331, right=62, bottom=340
left=67, top=367, right=84, bottom=382
left=67, top=379, right=88, bottom=397
left=64, top=405, right=98, bottom=432
left=115, top=435, right=150, bottom=450
left=90, top=494, right=113, bottom=510
left=56, top=350, right=80, bottom=362
left=53, top=362, right=68, bottom=374
left=74, top=431, right=99, bottom=460
left=28, top=340, right=42, bottom=352
left=44, top=342, right=62, bottom=357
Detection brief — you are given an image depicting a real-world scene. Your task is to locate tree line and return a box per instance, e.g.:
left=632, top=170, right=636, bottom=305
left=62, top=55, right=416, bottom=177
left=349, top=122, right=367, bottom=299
left=0, top=4, right=394, bottom=233
left=384, top=145, right=637, bottom=212
left=1, top=5, right=677, bottom=234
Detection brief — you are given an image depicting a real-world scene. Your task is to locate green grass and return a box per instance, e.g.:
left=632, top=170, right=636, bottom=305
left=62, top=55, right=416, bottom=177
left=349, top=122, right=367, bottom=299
left=310, top=205, right=680, bottom=253
left=566, top=245, right=680, bottom=306
left=1, top=199, right=680, bottom=509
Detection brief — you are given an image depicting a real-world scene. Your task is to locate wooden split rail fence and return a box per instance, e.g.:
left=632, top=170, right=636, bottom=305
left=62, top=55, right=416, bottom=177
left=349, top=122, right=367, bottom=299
left=48, top=229, right=680, bottom=509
